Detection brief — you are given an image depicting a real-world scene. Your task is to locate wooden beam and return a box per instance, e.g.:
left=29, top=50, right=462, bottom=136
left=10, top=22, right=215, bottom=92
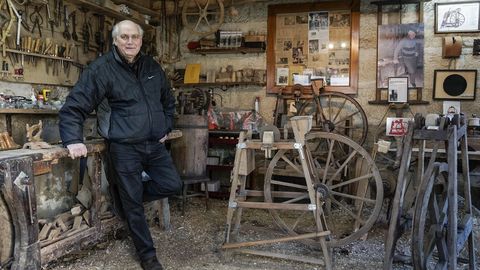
left=222, top=231, right=330, bottom=249
left=235, top=249, right=327, bottom=265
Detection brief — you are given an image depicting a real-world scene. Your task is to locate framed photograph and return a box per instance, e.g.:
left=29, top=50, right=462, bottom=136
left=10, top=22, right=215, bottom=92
left=377, top=23, right=424, bottom=89
left=442, top=101, right=461, bottom=115
left=388, top=77, right=408, bottom=103
left=276, top=67, right=289, bottom=85
left=293, top=74, right=311, bottom=86
left=433, top=69, right=477, bottom=100
left=435, top=1, right=480, bottom=33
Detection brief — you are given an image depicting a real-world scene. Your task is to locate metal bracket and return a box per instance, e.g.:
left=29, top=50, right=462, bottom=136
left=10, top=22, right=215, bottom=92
left=237, top=142, right=247, bottom=149
left=294, top=143, right=305, bottom=160
left=308, top=204, right=317, bottom=211
left=293, top=143, right=303, bottom=149
left=13, top=171, right=29, bottom=191
left=228, top=201, right=238, bottom=208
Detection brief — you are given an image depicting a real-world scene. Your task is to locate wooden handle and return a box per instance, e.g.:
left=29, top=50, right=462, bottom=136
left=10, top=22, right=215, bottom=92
left=35, top=39, right=42, bottom=53
left=26, top=37, right=32, bottom=52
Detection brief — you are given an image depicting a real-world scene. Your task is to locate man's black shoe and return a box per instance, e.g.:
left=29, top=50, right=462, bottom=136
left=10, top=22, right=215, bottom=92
left=108, top=183, right=125, bottom=220
left=141, top=256, right=163, bottom=270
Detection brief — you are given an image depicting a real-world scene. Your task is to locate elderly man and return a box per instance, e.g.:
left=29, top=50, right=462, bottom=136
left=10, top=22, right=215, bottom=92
left=59, top=20, right=181, bottom=270
left=393, top=27, right=420, bottom=88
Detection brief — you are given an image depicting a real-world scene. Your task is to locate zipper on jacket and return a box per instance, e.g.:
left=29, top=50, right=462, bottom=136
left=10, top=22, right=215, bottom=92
left=115, top=51, right=154, bottom=140
left=139, top=81, right=153, bottom=139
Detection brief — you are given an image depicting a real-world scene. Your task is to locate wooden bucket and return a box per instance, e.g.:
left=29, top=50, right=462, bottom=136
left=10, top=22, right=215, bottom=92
left=170, top=115, right=208, bottom=178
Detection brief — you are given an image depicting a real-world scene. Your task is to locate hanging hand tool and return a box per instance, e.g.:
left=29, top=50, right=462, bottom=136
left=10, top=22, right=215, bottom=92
left=23, top=36, right=29, bottom=63
left=63, top=42, right=71, bottom=75
left=55, top=0, right=61, bottom=27
left=30, top=5, right=43, bottom=37
left=94, top=13, right=105, bottom=55
left=46, top=3, right=55, bottom=37
left=1, top=0, right=15, bottom=57
left=34, top=38, right=42, bottom=66
left=80, top=7, right=89, bottom=53
left=62, top=4, right=70, bottom=40
left=43, top=38, right=52, bottom=74
left=20, top=3, right=30, bottom=32
left=70, top=11, right=78, bottom=41
left=53, top=43, right=58, bottom=75
left=58, top=42, right=66, bottom=73
left=9, top=1, right=23, bottom=49
left=105, top=20, right=112, bottom=52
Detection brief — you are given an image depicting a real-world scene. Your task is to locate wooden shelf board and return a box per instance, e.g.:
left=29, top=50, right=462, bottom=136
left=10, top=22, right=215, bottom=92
left=368, top=100, right=429, bottom=105
left=207, top=164, right=234, bottom=170
left=0, top=108, right=61, bottom=114
left=370, top=0, right=431, bottom=5
left=6, top=49, right=79, bottom=64
left=174, top=82, right=265, bottom=88
left=190, top=47, right=265, bottom=55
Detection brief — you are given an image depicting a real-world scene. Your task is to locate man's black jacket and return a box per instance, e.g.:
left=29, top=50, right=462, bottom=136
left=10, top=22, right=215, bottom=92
left=59, top=47, right=175, bottom=146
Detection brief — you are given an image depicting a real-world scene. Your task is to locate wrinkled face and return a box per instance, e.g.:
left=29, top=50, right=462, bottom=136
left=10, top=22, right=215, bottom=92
left=114, top=22, right=142, bottom=63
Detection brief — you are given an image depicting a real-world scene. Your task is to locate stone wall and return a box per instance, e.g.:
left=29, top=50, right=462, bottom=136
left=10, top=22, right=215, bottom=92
left=175, top=0, right=480, bottom=146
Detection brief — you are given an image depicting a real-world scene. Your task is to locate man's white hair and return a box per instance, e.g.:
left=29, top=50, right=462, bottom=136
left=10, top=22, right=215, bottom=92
left=112, top=20, right=144, bottom=45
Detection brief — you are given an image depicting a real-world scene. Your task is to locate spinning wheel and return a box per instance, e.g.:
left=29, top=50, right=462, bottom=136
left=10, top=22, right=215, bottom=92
left=0, top=195, right=13, bottom=266
left=298, top=92, right=368, bottom=146
left=263, top=132, right=383, bottom=247
left=412, top=162, right=450, bottom=269
left=384, top=114, right=476, bottom=270
left=182, top=0, right=224, bottom=36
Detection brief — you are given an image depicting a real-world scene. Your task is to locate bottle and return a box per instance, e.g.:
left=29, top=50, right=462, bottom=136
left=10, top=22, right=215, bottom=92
left=37, top=94, right=44, bottom=109
left=31, top=92, right=37, bottom=106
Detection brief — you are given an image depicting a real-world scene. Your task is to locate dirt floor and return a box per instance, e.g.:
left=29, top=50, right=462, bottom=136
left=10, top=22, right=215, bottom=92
left=46, top=197, right=480, bottom=270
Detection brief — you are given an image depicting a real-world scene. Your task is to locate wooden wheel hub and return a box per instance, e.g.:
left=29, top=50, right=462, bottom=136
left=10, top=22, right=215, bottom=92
left=315, top=183, right=330, bottom=199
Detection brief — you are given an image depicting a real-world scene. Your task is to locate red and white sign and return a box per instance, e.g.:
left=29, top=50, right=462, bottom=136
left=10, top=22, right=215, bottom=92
left=386, top=117, right=411, bottom=136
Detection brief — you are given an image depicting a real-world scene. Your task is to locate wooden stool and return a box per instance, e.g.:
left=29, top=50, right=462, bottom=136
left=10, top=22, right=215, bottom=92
left=181, top=176, right=211, bottom=215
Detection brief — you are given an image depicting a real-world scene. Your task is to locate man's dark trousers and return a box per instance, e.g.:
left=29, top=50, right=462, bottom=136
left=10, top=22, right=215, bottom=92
left=108, top=140, right=182, bottom=260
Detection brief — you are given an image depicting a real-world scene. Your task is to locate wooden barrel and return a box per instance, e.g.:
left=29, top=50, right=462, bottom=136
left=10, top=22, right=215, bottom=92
left=0, top=195, right=14, bottom=264
left=170, top=115, right=208, bottom=178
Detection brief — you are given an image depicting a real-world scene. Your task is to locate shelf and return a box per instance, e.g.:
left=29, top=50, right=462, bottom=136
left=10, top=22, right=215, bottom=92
left=190, top=47, right=265, bottom=55
left=66, top=0, right=154, bottom=30
left=368, top=100, right=429, bottom=105
left=6, top=49, right=79, bottom=64
left=209, top=130, right=244, bottom=135
left=173, top=82, right=265, bottom=88
left=207, top=164, right=234, bottom=170
left=0, top=108, right=61, bottom=114
left=371, top=0, right=431, bottom=5
left=209, top=137, right=238, bottom=146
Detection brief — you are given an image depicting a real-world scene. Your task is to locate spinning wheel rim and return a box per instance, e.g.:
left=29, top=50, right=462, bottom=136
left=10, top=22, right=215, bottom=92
left=299, top=92, right=368, bottom=146
left=412, top=163, right=449, bottom=269
left=264, top=132, right=383, bottom=247
left=182, top=0, right=225, bottom=37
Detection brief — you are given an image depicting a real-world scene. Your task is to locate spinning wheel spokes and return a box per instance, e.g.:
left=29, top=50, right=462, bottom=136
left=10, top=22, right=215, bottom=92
left=182, top=0, right=224, bottom=36
left=264, top=132, right=383, bottom=247
left=299, top=92, right=368, bottom=145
